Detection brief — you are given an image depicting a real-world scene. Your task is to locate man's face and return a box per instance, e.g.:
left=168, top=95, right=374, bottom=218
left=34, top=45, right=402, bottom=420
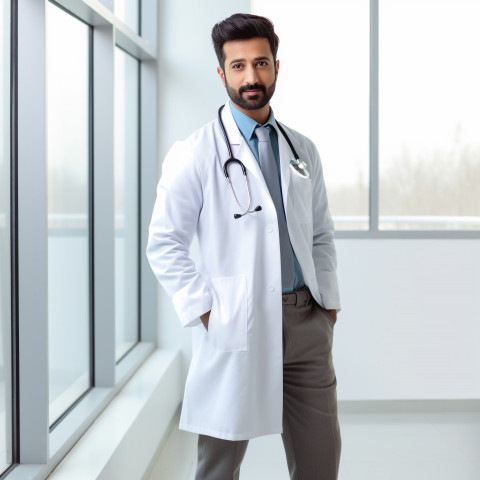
left=217, top=37, right=279, bottom=113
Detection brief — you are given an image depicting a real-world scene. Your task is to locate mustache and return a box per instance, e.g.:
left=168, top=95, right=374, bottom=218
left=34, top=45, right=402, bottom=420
left=239, top=83, right=266, bottom=94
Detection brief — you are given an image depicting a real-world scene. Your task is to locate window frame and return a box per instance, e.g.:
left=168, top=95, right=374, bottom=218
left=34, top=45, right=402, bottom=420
left=113, top=45, right=142, bottom=363
left=10, top=0, right=158, bottom=475
left=0, top=0, right=14, bottom=475
left=336, top=0, right=480, bottom=240
left=45, top=2, right=94, bottom=429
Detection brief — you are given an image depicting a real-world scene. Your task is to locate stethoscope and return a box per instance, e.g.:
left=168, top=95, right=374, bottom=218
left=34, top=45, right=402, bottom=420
left=218, top=105, right=310, bottom=219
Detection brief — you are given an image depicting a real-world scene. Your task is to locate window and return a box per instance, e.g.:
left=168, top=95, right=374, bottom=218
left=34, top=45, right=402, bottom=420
left=379, top=0, right=480, bottom=230
left=46, top=2, right=92, bottom=425
left=114, top=47, right=140, bottom=361
left=0, top=0, right=12, bottom=472
left=7, top=0, right=157, bottom=474
left=254, top=0, right=480, bottom=234
left=254, top=0, right=370, bottom=231
left=115, top=0, right=140, bottom=34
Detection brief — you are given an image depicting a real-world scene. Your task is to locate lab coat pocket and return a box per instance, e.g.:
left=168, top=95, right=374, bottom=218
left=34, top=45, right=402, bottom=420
left=209, top=275, right=248, bottom=352
left=292, top=175, right=312, bottom=224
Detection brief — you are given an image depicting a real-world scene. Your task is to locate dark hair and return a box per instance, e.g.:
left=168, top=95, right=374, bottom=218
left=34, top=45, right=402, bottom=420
left=211, top=13, right=279, bottom=70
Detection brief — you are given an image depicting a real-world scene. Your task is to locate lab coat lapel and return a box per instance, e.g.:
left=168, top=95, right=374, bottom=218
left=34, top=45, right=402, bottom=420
left=220, top=103, right=264, bottom=185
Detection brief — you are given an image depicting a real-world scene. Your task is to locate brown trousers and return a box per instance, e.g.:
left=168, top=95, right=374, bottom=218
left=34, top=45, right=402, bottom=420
left=195, top=287, right=341, bottom=480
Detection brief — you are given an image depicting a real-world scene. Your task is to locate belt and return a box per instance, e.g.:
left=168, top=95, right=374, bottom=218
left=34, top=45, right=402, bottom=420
left=282, top=286, right=311, bottom=307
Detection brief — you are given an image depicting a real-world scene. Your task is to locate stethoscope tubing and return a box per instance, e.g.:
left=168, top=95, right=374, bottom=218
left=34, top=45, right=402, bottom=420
left=218, top=105, right=303, bottom=219
left=218, top=105, right=300, bottom=164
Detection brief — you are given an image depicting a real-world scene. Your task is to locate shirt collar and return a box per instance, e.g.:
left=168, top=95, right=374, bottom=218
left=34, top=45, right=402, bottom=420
left=229, top=101, right=276, bottom=141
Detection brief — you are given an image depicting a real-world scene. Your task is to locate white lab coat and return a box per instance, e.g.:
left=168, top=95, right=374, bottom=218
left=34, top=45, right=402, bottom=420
left=147, top=102, right=340, bottom=440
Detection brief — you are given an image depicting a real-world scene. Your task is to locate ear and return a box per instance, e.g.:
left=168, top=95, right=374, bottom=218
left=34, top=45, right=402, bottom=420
left=275, top=59, right=280, bottom=77
left=217, top=66, right=226, bottom=87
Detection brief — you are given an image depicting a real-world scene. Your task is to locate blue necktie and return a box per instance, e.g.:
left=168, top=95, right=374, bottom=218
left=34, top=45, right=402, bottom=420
left=255, top=125, right=295, bottom=290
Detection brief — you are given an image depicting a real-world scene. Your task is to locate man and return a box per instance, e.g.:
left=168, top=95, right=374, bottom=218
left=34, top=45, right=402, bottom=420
left=147, top=13, right=341, bottom=480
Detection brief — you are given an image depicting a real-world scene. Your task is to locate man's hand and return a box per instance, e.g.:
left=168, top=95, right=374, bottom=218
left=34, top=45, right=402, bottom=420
left=200, top=311, right=211, bottom=331
left=327, top=309, right=337, bottom=325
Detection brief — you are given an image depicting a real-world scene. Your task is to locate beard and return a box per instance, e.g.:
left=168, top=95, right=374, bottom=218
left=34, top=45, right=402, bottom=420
left=225, top=77, right=277, bottom=111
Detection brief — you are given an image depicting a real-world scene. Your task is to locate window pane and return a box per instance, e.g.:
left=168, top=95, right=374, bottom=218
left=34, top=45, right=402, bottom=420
left=114, top=48, right=139, bottom=361
left=379, top=0, right=480, bottom=230
left=115, top=0, right=139, bottom=34
left=46, top=2, right=91, bottom=424
left=0, top=0, right=12, bottom=471
left=253, top=0, right=370, bottom=230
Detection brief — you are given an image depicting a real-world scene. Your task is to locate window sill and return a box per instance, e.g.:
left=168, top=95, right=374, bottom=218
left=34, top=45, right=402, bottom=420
left=8, top=347, right=183, bottom=480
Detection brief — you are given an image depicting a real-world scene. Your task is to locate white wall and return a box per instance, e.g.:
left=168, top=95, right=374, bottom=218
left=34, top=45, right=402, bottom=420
left=157, top=0, right=252, bottom=158
left=334, top=239, right=480, bottom=401
left=154, top=1, right=480, bottom=402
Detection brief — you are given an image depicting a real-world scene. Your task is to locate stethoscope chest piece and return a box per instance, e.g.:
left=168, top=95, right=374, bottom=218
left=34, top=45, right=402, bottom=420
left=290, top=158, right=310, bottom=178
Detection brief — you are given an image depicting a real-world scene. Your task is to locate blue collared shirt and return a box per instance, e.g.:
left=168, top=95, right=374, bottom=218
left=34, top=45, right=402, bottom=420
left=229, top=102, right=305, bottom=292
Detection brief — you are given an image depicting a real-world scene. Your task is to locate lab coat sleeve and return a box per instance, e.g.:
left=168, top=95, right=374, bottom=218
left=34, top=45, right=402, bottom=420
left=146, top=140, right=212, bottom=327
left=309, top=142, right=341, bottom=311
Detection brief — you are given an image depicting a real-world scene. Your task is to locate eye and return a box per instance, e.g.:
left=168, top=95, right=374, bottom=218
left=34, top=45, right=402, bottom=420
left=256, top=61, right=268, bottom=67
left=231, top=63, right=243, bottom=70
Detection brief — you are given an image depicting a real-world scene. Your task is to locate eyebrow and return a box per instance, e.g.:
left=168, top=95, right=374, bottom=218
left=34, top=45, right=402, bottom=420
left=229, top=56, right=272, bottom=66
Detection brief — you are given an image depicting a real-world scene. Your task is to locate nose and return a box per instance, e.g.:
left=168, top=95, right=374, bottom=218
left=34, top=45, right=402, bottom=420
left=244, top=64, right=259, bottom=85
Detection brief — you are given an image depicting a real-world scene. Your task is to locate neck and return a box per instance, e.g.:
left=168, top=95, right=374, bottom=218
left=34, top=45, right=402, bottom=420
left=232, top=102, right=271, bottom=124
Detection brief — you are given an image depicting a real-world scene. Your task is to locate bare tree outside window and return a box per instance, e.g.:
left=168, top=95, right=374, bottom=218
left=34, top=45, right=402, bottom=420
left=379, top=0, right=480, bottom=230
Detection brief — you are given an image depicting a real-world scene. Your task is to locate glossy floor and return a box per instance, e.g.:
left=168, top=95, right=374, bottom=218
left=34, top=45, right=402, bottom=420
left=147, top=410, right=480, bottom=480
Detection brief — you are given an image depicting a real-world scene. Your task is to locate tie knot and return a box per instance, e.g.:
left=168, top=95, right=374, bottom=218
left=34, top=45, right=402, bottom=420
left=255, top=125, right=271, bottom=142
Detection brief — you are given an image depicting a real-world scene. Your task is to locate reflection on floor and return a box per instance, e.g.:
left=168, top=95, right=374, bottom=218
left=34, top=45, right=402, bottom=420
left=147, top=410, right=480, bottom=480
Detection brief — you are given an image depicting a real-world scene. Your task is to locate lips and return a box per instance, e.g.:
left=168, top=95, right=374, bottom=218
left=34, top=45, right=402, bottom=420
left=239, top=84, right=266, bottom=96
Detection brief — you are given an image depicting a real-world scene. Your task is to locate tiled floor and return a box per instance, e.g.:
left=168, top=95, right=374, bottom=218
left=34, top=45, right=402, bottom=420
left=147, top=410, right=480, bottom=480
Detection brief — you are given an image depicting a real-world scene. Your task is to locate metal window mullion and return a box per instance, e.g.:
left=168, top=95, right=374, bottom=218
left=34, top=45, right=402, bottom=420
left=139, top=0, right=157, bottom=48
left=139, top=58, right=157, bottom=343
left=88, top=24, right=95, bottom=390
left=10, top=0, right=20, bottom=467
left=138, top=0, right=142, bottom=38
left=17, top=0, right=49, bottom=463
left=93, top=25, right=116, bottom=387
left=137, top=59, right=142, bottom=345
left=369, top=0, right=379, bottom=232
left=139, top=0, right=158, bottom=343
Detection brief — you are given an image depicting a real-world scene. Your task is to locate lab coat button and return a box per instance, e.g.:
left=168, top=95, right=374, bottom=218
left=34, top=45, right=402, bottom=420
left=268, top=286, right=275, bottom=292
left=267, top=226, right=273, bottom=233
